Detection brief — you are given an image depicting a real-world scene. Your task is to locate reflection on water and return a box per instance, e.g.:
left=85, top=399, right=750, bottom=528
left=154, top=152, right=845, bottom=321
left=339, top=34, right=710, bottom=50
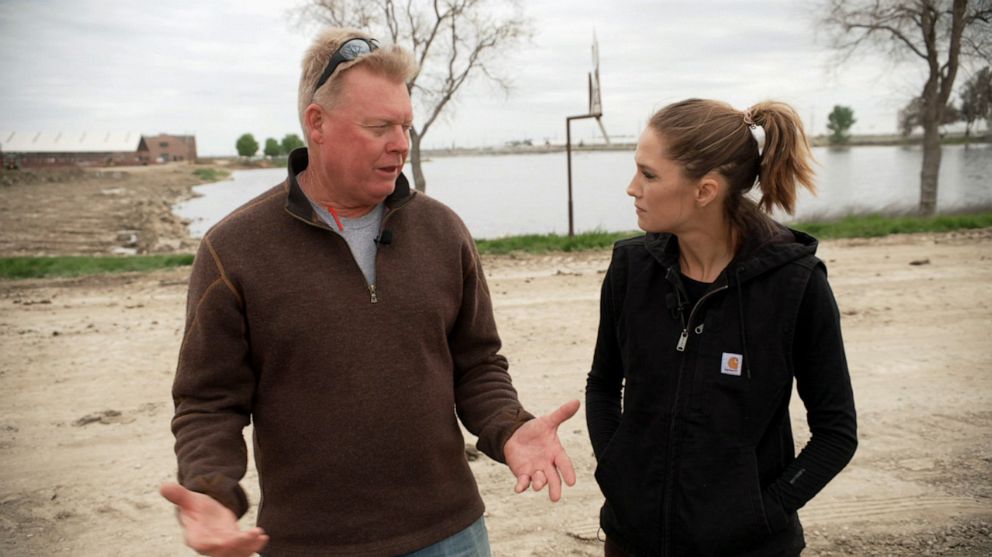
left=175, top=144, right=991, bottom=239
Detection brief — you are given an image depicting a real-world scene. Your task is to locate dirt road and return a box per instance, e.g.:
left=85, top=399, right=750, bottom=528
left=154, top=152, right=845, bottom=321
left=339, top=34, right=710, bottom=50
left=1, top=166, right=990, bottom=555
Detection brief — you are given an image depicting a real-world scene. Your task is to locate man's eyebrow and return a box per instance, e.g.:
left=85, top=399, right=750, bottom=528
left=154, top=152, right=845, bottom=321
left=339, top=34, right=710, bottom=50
left=361, top=117, right=413, bottom=126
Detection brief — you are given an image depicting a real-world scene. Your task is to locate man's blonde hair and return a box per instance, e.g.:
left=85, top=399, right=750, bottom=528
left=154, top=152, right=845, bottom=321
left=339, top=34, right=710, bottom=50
left=297, top=27, right=419, bottom=140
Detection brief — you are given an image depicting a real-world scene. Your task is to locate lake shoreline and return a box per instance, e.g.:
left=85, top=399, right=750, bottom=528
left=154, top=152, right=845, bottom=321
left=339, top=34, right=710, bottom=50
left=416, top=133, right=991, bottom=158
left=1, top=146, right=989, bottom=257
left=180, top=144, right=992, bottom=240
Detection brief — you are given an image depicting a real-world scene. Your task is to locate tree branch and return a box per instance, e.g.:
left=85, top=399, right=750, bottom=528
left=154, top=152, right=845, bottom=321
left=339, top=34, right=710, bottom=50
left=384, top=0, right=400, bottom=43
left=292, top=0, right=531, bottom=153
left=847, top=21, right=930, bottom=60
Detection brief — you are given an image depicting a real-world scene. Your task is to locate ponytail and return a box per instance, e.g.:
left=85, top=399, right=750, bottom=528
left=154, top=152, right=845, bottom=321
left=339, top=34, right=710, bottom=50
left=748, top=101, right=816, bottom=215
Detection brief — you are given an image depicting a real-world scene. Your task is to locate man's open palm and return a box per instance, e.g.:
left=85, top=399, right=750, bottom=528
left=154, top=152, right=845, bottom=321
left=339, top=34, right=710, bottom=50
left=160, top=482, right=268, bottom=557
left=503, top=399, right=580, bottom=502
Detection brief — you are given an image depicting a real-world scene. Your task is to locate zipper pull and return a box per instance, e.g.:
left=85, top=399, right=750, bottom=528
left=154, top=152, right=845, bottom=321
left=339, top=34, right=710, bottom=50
left=369, top=284, right=378, bottom=304
left=676, top=329, right=688, bottom=352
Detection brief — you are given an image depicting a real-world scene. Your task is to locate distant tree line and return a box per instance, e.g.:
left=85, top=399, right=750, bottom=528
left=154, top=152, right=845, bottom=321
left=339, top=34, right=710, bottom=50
left=899, top=66, right=992, bottom=140
left=235, top=133, right=306, bottom=158
left=828, top=66, right=991, bottom=146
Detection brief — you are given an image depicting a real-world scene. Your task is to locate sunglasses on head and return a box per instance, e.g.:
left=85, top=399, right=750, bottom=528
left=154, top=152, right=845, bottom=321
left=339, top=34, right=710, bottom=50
left=313, top=37, right=380, bottom=94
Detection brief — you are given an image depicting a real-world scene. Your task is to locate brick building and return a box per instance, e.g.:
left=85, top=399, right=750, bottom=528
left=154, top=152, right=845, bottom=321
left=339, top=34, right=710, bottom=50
left=137, top=134, right=197, bottom=164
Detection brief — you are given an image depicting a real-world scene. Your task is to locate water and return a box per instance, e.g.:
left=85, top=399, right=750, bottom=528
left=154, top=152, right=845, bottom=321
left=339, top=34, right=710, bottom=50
left=175, top=168, right=286, bottom=237
left=175, top=144, right=992, bottom=239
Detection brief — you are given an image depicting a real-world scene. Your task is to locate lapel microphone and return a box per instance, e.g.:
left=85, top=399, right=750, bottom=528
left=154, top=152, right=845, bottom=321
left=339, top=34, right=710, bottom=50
left=374, top=230, right=393, bottom=246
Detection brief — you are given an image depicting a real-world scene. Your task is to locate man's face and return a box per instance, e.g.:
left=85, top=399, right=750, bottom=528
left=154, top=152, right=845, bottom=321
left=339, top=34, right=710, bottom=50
left=310, top=65, right=413, bottom=207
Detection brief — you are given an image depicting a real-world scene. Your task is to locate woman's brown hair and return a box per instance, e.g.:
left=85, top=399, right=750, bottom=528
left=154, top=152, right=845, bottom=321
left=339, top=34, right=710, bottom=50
left=648, top=99, right=815, bottom=236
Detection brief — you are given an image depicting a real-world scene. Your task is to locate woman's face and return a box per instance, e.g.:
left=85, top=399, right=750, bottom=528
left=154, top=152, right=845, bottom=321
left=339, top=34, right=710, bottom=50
left=627, top=129, right=699, bottom=234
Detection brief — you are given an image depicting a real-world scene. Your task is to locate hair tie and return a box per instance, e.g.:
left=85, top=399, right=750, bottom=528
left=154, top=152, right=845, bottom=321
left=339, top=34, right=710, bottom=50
left=742, top=109, right=757, bottom=129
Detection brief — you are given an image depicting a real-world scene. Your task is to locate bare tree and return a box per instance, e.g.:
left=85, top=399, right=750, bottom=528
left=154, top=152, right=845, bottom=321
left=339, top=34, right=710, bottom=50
left=822, top=0, right=992, bottom=215
left=293, top=0, right=532, bottom=192
left=897, top=96, right=962, bottom=136
left=959, top=66, right=992, bottom=140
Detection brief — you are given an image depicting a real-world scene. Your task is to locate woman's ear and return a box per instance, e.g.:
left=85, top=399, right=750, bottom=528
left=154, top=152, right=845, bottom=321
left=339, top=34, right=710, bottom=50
left=695, top=173, right=723, bottom=208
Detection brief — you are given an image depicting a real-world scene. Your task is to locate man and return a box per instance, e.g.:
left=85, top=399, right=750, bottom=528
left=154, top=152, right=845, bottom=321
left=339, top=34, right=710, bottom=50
left=159, top=27, right=578, bottom=557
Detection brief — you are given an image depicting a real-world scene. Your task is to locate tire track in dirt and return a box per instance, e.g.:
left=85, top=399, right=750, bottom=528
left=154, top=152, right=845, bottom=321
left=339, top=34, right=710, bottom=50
left=803, top=494, right=992, bottom=525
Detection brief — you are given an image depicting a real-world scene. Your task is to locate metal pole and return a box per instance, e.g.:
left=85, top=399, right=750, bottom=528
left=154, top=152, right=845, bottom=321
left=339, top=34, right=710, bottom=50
left=564, top=113, right=602, bottom=239
left=566, top=118, right=574, bottom=238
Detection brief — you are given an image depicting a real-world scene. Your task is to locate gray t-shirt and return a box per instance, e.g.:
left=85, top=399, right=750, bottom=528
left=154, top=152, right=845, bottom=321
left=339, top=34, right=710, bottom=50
left=306, top=194, right=384, bottom=286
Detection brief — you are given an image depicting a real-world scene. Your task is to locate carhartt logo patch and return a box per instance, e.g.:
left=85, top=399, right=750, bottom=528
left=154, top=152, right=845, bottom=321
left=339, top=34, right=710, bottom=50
left=721, top=353, right=743, bottom=376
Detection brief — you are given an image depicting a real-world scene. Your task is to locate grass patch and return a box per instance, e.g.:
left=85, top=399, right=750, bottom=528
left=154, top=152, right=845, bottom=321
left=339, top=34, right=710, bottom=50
left=229, top=157, right=289, bottom=169
left=193, top=167, right=230, bottom=182
left=0, top=254, right=194, bottom=280
left=475, top=230, right=636, bottom=255
left=2, top=212, right=989, bottom=279
left=792, top=211, right=992, bottom=239
left=475, top=211, right=992, bottom=255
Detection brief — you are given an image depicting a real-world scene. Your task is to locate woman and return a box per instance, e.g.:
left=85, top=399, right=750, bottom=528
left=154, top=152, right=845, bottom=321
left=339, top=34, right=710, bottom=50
left=586, top=99, right=857, bottom=557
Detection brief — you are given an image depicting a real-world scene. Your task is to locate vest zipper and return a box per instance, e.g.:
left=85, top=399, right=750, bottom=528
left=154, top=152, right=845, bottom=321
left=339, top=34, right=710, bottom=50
left=664, top=280, right=728, bottom=556
left=368, top=284, right=378, bottom=304
left=675, top=284, right=728, bottom=352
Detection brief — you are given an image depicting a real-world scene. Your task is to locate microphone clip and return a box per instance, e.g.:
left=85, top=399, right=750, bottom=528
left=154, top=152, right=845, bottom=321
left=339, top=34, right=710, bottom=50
left=374, top=229, right=393, bottom=246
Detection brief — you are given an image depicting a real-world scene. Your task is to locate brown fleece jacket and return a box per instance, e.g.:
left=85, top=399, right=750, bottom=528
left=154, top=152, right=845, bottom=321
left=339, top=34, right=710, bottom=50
left=171, top=148, right=534, bottom=556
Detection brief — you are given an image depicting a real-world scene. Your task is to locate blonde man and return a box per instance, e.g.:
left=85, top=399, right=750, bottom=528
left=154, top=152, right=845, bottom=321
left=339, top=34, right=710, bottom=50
left=160, top=27, right=578, bottom=557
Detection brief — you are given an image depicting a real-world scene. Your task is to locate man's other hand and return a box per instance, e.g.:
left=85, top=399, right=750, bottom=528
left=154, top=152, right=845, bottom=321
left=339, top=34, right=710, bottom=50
left=160, top=482, right=269, bottom=557
left=503, top=399, right=580, bottom=502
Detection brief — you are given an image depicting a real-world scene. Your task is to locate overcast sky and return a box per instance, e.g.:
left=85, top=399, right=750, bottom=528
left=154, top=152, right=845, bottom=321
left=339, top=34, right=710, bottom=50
left=0, top=0, right=950, bottom=156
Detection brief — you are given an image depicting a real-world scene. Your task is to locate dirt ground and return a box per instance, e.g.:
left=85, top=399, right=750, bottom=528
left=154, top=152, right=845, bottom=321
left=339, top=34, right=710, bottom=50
left=1, top=166, right=991, bottom=556
left=0, top=164, right=202, bottom=256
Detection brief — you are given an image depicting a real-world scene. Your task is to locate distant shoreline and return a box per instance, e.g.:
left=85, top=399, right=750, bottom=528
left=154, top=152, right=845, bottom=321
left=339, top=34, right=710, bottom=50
left=193, top=132, right=991, bottom=162
left=420, top=132, right=990, bottom=158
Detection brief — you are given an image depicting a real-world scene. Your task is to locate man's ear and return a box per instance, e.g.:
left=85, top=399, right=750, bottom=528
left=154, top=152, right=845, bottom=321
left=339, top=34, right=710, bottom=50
left=304, top=103, right=325, bottom=145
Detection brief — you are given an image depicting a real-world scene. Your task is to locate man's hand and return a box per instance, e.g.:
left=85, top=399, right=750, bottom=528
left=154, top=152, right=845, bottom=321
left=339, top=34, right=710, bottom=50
left=503, top=399, right=580, bottom=502
left=160, top=482, right=269, bottom=557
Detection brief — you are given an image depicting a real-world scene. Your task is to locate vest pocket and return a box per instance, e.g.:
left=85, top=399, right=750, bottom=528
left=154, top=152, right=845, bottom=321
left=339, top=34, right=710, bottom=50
left=675, top=446, right=771, bottom=555
left=594, top=424, right=664, bottom=546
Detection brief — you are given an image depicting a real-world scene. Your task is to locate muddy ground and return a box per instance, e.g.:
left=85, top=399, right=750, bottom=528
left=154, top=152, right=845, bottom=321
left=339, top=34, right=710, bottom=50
left=1, top=165, right=990, bottom=555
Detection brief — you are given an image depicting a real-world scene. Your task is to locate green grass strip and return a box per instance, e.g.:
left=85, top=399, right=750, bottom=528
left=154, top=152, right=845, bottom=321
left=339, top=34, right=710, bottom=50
left=193, top=167, right=231, bottom=182
left=475, top=230, right=635, bottom=255
left=0, top=254, right=194, bottom=280
left=791, top=211, right=992, bottom=239
left=475, top=211, right=992, bottom=254
left=2, top=212, right=989, bottom=279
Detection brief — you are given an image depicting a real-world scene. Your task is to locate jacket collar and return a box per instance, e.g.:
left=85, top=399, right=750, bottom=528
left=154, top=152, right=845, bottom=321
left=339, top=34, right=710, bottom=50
left=643, top=224, right=819, bottom=284
left=284, top=147, right=415, bottom=223
left=733, top=226, right=818, bottom=282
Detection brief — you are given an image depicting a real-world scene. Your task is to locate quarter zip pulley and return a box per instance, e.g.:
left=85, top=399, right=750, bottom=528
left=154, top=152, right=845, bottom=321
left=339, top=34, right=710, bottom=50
left=284, top=203, right=399, bottom=305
